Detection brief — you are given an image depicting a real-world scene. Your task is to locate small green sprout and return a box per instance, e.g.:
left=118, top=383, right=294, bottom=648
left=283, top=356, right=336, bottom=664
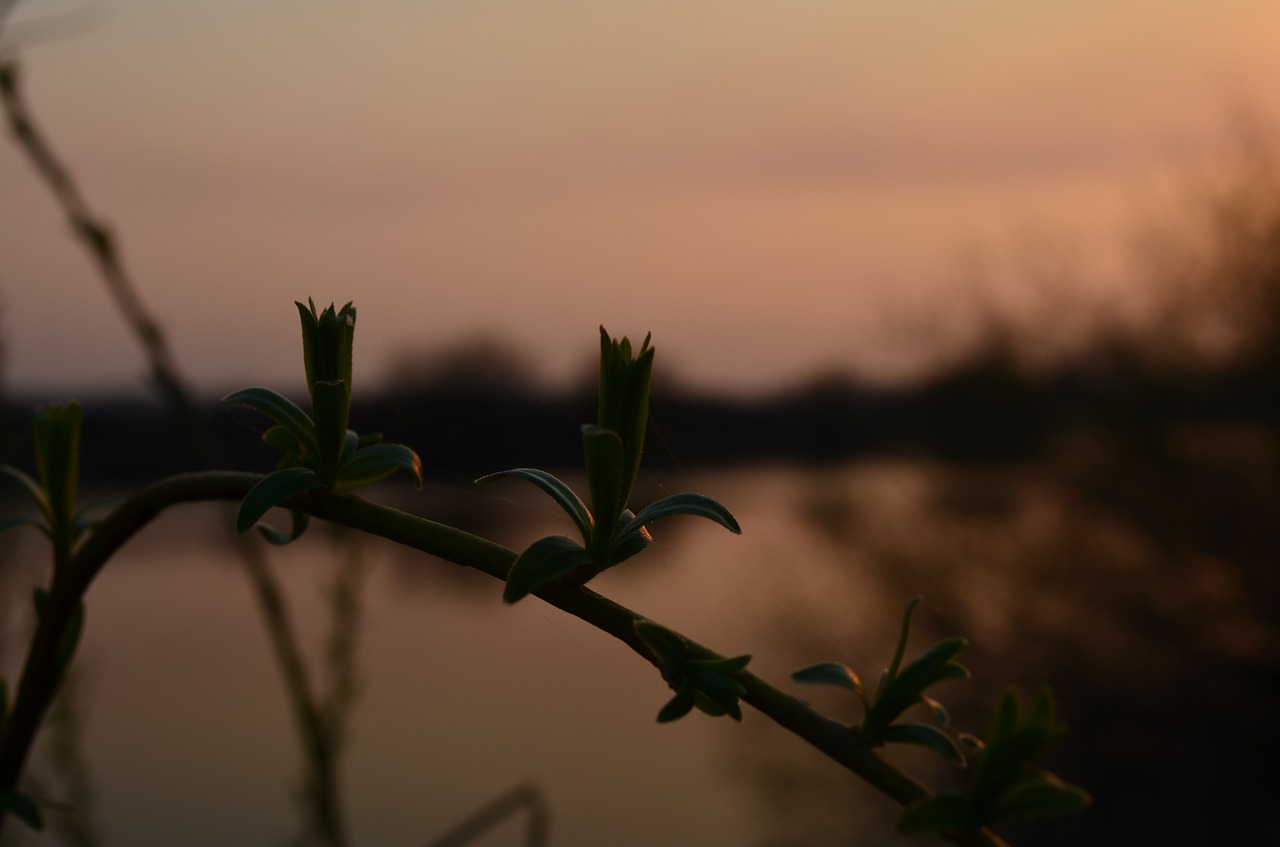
left=478, top=328, right=740, bottom=603
left=636, top=621, right=752, bottom=722
left=792, top=596, right=969, bottom=764
left=0, top=403, right=103, bottom=566
left=224, top=300, right=422, bottom=542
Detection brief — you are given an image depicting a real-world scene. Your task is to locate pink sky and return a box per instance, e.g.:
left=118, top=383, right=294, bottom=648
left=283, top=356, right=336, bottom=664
left=1, top=1, right=1278, bottom=396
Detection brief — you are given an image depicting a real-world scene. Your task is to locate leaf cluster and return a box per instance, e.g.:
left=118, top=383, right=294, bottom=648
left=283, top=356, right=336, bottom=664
left=897, top=688, right=1091, bottom=835
left=0, top=403, right=101, bottom=562
left=635, top=621, right=752, bottom=722
left=479, top=328, right=739, bottom=603
left=224, top=300, right=422, bottom=542
left=792, top=596, right=969, bottom=764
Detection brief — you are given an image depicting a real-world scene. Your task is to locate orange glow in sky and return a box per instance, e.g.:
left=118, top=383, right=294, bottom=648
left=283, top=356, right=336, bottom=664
left=1, top=1, right=1278, bottom=395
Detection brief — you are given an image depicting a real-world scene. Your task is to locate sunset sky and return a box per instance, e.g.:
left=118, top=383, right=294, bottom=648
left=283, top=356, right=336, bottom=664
left=1, top=1, right=1278, bottom=396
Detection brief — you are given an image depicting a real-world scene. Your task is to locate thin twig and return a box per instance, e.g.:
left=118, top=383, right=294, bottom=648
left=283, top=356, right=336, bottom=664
left=0, top=57, right=213, bottom=459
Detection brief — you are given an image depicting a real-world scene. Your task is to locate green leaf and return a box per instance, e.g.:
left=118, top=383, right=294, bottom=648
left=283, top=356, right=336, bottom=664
left=502, top=535, right=597, bottom=604
left=691, top=691, right=730, bottom=718
left=223, top=387, right=319, bottom=456
left=0, top=791, right=43, bottom=831
left=866, top=637, right=969, bottom=736
left=236, top=467, right=321, bottom=534
left=476, top=468, right=593, bottom=542
left=582, top=425, right=625, bottom=544
left=791, top=662, right=865, bottom=699
left=635, top=622, right=749, bottom=723
left=988, top=688, right=1021, bottom=746
left=32, top=402, right=82, bottom=536
left=887, top=595, right=923, bottom=682
left=987, top=772, right=1091, bottom=823
left=596, top=327, right=653, bottom=510
left=620, top=492, right=742, bottom=536
left=686, top=663, right=748, bottom=718
left=891, top=637, right=970, bottom=696
left=969, top=687, right=1080, bottom=820
left=262, top=424, right=307, bottom=459
left=656, top=686, right=697, bottom=723
left=337, top=443, right=424, bottom=490
left=601, top=517, right=652, bottom=567
left=922, top=694, right=950, bottom=726
left=0, top=465, right=51, bottom=522
left=341, top=429, right=359, bottom=461
left=0, top=517, right=52, bottom=539
left=256, top=509, right=310, bottom=546
left=880, top=722, right=965, bottom=765
left=297, top=299, right=355, bottom=402
left=978, top=691, right=1064, bottom=786
left=1030, top=685, right=1057, bottom=726
left=895, top=793, right=970, bottom=835
left=688, top=653, right=752, bottom=676
left=692, top=685, right=743, bottom=721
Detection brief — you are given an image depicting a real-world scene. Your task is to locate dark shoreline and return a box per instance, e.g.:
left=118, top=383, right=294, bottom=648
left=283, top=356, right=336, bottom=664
left=5, top=348, right=1277, bottom=483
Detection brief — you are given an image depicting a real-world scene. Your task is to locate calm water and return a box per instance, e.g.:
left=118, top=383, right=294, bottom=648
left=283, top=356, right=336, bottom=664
left=2, top=454, right=1276, bottom=846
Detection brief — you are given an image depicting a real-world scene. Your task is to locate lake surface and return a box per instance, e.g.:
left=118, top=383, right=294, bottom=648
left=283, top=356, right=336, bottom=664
left=2, top=454, right=1275, bottom=846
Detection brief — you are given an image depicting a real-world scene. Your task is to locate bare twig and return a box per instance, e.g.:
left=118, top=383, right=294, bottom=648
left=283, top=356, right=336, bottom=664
left=0, top=57, right=214, bottom=460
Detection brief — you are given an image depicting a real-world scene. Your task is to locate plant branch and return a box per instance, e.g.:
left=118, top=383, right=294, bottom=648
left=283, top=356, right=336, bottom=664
left=2, top=473, right=1008, bottom=847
